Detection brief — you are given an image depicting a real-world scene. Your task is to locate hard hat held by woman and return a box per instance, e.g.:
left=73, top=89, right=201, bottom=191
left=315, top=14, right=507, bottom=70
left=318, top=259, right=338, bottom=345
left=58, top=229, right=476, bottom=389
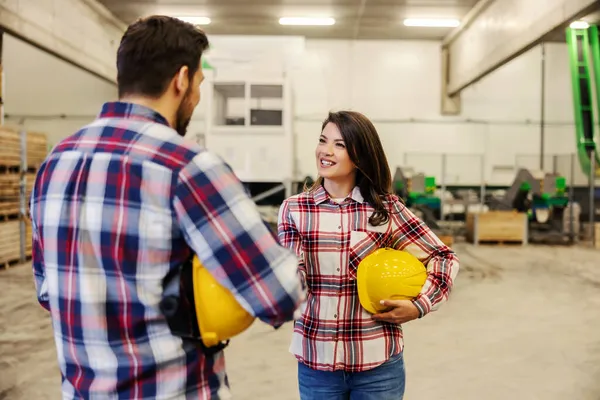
left=357, top=248, right=428, bottom=314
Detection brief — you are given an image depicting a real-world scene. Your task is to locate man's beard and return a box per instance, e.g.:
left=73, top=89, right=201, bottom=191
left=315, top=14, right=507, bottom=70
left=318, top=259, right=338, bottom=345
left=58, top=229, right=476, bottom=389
left=175, top=90, right=192, bottom=137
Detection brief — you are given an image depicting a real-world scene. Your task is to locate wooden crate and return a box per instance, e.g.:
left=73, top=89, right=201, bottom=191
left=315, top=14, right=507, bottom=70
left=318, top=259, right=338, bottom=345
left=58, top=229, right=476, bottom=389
left=0, top=127, right=47, bottom=169
left=466, top=211, right=528, bottom=245
left=595, top=223, right=600, bottom=249
left=0, top=219, right=32, bottom=266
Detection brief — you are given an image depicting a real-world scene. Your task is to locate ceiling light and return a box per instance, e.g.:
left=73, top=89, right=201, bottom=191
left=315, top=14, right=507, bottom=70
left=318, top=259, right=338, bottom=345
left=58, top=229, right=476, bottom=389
left=403, top=18, right=460, bottom=28
left=570, top=20, right=589, bottom=29
left=279, top=17, right=335, bottom=26
left=175, top=16, right=211, bottom=25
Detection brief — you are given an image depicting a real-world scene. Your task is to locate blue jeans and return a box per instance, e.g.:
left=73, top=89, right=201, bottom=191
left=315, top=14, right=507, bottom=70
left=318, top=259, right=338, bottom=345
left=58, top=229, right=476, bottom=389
left=297, top=353, right=405, bottom=400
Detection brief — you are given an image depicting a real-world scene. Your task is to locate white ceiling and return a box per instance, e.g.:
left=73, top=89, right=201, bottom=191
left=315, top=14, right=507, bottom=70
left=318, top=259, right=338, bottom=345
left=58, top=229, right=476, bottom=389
left=96, top=0, right=481, bottom=40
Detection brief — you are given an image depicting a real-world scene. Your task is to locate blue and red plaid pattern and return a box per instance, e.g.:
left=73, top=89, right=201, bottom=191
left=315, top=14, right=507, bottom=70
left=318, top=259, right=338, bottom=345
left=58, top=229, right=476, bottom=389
left=277, top=185, right=459, bottom=372
left=30, top=101, right=306, bottom=399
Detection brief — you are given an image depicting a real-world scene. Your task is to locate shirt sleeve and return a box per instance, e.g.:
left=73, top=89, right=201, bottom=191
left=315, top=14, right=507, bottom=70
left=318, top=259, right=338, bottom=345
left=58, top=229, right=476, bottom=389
left=277, top=199, right=306, bottom=284
left=173, top=151, right=306, bottom=328
left=30, top=203, right=50, bottom=312
left=387, top=197, right=460, bottom=318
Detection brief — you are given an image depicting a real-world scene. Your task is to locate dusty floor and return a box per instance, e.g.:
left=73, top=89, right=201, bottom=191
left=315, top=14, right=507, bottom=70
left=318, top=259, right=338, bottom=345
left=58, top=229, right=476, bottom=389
left=1, top=243, right=600, bottom=400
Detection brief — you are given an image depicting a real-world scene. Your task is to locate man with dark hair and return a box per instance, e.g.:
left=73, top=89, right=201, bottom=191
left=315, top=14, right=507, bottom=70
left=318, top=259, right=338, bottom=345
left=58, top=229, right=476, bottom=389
left=29, top=15, right=305, bottom=399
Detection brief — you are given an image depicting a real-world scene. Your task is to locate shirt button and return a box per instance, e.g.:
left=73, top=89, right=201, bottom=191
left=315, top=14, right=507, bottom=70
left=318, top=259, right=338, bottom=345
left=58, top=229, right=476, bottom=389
left=334, top=314, right=338, bottom=318
left=337, top=267, right=340, bottom=272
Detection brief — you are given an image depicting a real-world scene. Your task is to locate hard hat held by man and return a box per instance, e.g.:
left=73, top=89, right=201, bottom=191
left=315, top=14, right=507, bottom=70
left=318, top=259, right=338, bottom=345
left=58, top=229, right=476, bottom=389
left=277, top=110, right=460, bottom=400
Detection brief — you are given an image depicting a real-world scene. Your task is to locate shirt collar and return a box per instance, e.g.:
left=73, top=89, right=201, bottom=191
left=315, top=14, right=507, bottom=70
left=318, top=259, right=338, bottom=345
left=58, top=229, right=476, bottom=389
left=313, top=184, right=364, bottom=205
left=98, top=101, right=171, bottom=127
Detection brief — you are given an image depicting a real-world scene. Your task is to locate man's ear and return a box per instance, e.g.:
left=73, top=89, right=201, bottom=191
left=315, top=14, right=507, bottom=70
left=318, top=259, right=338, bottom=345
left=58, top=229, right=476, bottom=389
left=175, top=65, right=190, bottom=95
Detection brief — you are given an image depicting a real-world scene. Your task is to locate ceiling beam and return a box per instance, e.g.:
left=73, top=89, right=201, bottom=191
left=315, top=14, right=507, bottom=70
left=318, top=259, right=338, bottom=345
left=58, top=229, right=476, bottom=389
left=441, top=0, right=598, bottom=97
left=352, top=0, right=368, bottom=40
left=0, top=0, right=125, bottom=84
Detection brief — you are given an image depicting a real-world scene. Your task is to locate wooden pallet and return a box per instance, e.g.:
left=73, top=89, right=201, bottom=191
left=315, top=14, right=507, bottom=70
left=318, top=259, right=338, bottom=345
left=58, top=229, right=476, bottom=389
left=476, top=240, right=524, bottom=246
left=0, top=219, right=32, bottom=266
left=0, top=172, right=35, bottom=199
left=0, top=127, right=47, bottom=170
left=0, top=200, right=19, bottom=217
left=26, top=131, right=48, bottom=169
left=466, top=211, right=528, bottom=246
left=436, top=234, right=454, bottom=248
left=0, top=128, right=21, bottom=168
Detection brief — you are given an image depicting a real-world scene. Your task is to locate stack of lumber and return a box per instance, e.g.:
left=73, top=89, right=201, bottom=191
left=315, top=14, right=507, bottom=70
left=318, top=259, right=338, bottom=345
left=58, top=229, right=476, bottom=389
left=0, top=128, right=47, bottom=169
left=0, top=127, right=47, bottom=267
left=0, top=220, right=32, bottom=267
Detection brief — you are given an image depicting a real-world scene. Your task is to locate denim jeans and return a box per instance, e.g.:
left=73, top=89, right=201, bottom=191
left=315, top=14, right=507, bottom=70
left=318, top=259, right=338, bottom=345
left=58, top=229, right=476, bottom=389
left=297, top=352, right=405, bottom=400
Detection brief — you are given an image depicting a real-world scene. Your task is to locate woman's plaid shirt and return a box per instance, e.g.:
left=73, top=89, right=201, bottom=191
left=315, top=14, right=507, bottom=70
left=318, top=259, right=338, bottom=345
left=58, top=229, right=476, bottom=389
left=277, top=185, right=459, bottom=372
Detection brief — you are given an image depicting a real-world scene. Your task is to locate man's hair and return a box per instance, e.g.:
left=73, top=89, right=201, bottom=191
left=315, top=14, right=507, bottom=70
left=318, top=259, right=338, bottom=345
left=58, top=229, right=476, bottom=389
left=116, top=15, right=210, bottom=98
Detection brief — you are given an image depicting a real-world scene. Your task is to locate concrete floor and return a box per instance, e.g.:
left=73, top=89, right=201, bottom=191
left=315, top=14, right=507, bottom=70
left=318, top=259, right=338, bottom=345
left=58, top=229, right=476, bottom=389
left=1, top=243, right=600, bottom=400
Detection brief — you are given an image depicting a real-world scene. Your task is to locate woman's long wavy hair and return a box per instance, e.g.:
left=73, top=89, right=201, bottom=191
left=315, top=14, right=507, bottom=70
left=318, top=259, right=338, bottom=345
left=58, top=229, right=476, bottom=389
left=306, top=111, right=394, bottom=226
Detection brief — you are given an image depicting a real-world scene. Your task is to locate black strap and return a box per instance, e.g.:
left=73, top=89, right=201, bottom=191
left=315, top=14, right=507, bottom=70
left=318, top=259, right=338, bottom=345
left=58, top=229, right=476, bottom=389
left=160, top=255, right=230, bottom=355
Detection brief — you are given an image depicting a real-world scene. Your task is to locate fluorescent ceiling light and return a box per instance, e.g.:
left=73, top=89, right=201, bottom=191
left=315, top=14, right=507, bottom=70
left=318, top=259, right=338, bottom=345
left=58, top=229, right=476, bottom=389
left=403, top=18, right=460, bottom=28
left=279, top=17, right=335, bottom=26
left=570, top=20, right=589, bottom=29
left=175, top=16, right=211, bottom=25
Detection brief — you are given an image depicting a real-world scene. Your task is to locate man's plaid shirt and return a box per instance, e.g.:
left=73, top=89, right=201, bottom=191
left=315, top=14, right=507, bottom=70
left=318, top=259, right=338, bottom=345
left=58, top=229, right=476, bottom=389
left=29, top=101, right=305, bottom=399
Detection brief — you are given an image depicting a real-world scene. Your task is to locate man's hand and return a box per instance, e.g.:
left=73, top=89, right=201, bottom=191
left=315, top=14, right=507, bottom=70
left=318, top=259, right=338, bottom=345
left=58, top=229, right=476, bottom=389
left=371, top=300, right=420, bottom=324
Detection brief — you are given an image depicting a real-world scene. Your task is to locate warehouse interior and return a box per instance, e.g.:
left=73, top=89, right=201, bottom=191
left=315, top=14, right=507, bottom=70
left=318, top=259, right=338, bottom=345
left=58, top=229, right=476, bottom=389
left=1, top=0, right=600, bottom=399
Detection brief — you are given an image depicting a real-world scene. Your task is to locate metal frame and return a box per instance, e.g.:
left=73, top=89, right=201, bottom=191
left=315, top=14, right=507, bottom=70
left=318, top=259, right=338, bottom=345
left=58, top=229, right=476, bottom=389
left=589, top=150, right=596, bottom=246
left=402, top=152, right=486, bottom=221
left=19, top=129, right=26, bottom=263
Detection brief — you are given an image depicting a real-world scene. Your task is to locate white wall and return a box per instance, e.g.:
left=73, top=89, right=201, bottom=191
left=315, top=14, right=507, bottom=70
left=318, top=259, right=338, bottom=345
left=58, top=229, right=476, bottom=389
left=290, top=40, right=581, bottom=186
left=3, top=28, right=581, bottom=187
left=195, top=37, right=585, bottom=186
left=2, top=34, right=118, bottom=148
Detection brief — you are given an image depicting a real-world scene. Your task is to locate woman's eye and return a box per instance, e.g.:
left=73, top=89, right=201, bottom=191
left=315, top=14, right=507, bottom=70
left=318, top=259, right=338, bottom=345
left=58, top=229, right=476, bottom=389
left=336, top=143, right=345, bottom=148
left=319, top=138, right=326, bottom=143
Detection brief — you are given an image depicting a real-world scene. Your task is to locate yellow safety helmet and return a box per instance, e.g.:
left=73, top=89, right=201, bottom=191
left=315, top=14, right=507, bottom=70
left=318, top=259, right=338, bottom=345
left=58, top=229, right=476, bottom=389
left=161, top=255, right=255, bottom=351
left=191, top=256, right=255, bottom=348
left=357, top=248, right=427, bottom=314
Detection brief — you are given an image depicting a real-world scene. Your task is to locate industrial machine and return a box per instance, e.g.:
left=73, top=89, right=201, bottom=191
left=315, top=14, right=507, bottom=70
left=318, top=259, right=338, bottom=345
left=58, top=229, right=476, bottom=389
left=566, top=24, right=600, bottom=179
left=393, top=167, right=441, bottom=229
left=488, top=168, right=574, bottom=243
left=566, top=23, right=600, bottom=239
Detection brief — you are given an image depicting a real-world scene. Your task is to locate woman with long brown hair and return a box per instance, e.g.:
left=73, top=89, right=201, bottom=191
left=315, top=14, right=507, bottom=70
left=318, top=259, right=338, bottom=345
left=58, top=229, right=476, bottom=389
left=277, top=110, right=460, bottom=399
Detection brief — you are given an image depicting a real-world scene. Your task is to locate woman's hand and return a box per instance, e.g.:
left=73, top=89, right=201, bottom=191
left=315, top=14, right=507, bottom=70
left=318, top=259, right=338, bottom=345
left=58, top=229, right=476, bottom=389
left=371, top=300, right=420, bottom=324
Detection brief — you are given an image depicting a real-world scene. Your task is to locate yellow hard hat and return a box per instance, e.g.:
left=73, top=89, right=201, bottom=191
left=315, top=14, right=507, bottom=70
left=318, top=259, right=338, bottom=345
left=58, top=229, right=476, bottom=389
left=357, top=248, right=427, bottom=314
left=192, top=256, right=255, bottom=348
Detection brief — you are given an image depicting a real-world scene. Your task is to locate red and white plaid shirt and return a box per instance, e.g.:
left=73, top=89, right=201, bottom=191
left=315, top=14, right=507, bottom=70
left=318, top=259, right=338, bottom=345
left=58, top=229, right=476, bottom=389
left=277, top=185, right=459, bottom=372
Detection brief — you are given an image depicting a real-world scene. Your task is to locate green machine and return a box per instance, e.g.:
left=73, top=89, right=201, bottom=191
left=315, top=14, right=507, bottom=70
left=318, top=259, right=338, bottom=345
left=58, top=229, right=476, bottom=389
left=393, top=167, right=441, bottom=228
left=489, top=168, right=570, bottom=242
left=512, top=172, right=568, bottom=213
left=566, top=24, right=600, bottom=178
